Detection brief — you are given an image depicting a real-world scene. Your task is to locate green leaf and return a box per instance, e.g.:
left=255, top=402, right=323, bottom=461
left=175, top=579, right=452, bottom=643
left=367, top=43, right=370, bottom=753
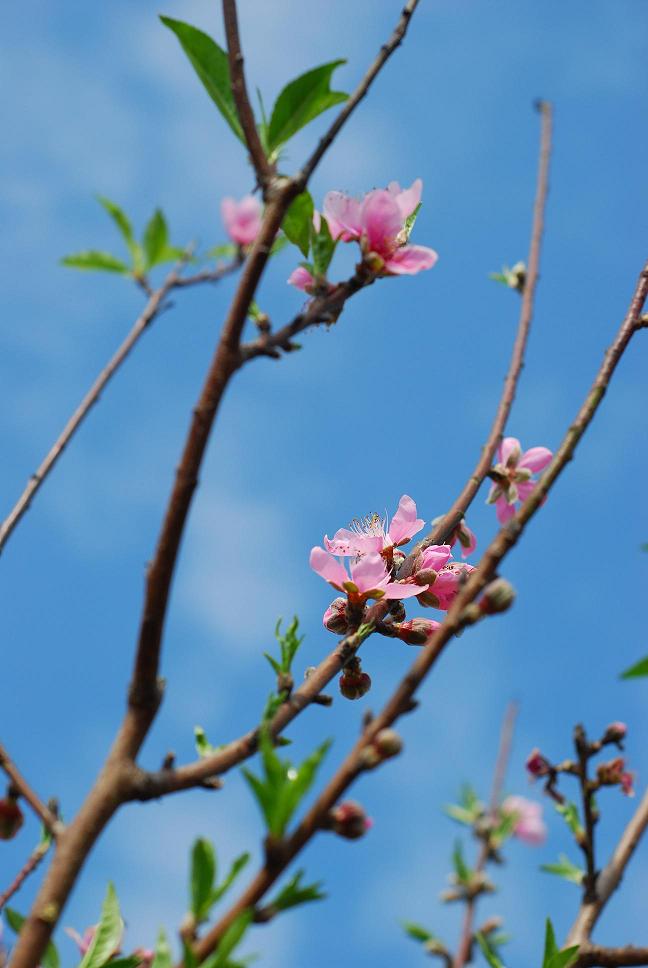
left=476, top=933, right=505, bottom=968
left=96, top=196, right=137, bottom=258
left=401, top=921, right=434, bottom=944
left=106, top=959, right=145, bottom=968
left=270, top=870, right=325, bottom=912
left=211, top=852, right=251, bottom=904
left=201, top=910, right=252, bottom=968
left=555, top=801, right=584, bottom=838
left=542, top=918, right=579, bottom=968
left=151, top=929, right=173, bottom=968
left=181, top=940, right=198, bottom=968
left=402, top=202, right=421, bottom=243
left=620, top=655, right=648, bottom=679
left=540, top=854, right=585, bottom=886
left=267, top=61, right=348, bottom=153
left=207, top=243, right=240, bottom=260
left=160, top=18, right=243, bottom=142
left=451, top=840, right=471, bottom=885
left=194, top=725, right=221, bottom=758
left=143, top=210, right=170, bottom=270
left=4, top=910, right=60, bottom=968
left=282, top=192, right=314, bottom=259
left=79, top=884, right=123, bottom=968
left=311, top=216, right=336, bottom=277
left=190, top=838, right=216, bottom=919
left=60, top=251, right=130, bottom=273
left=242, top=730, right=330, bottom=837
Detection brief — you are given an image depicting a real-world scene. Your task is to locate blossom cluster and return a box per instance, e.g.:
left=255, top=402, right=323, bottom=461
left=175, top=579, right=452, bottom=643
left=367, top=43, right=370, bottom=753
left=310, top=495, right=476, bottom=641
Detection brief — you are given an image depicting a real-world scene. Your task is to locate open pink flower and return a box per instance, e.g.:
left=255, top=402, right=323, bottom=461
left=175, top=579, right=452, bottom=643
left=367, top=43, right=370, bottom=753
left=322, top=179, right=437, bottom=276
left=487, top=437, right=553, bottom=523
left=310, top=548, right=424, bottom=604
left=501, top=795, right=546, bottom=845
left=220, top=194, right=262, bottom=247
left=324, top=495, right=425, bottom=559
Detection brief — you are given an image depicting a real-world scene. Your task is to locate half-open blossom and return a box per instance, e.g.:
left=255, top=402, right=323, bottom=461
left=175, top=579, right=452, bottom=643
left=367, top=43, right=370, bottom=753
left=324, top=495, right=425, bottom=560
left=526, top=748, right=551, bottom=778
left=220, top=194, right=262, bottom=247
left=501, top=795, right=547, bottom=845
left=322, top=179, right=437, bottom=276
left=287, top=265, right=316, bottom=292
left=310, top=548, right=424, bottom=604
left=322, top=597, right=350, bottom=634
left=415, top=558, right=475, bottom=610
left=487, top=437, right=552, bottom=523
left=597, top=757, right=635, bottom=796
left=393, top=618, right=442, bottom=645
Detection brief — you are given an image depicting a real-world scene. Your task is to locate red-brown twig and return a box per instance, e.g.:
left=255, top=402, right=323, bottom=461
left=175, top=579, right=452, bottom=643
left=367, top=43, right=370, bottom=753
left=0, top=839, right=51, bottom=911
left=0, top=258, right=240, bottom=556
left=187, top=257, right=648, bottom=964
left=453, top=703, right=518, bottom=968
left=404, top=99, right=553, bottom=567
left=574, top=945, right=648, bottom=967
left=0, top=744, right=62, bottom=839
left=222, top=0, right=273, bottom=189
left=567, top=787, right=648, bottom=948
left=9, top=8, right=424, bottom=966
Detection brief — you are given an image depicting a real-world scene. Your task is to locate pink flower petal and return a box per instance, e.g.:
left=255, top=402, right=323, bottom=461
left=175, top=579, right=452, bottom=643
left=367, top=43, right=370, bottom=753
left=518, top=446, right=553, bottom=472
left=495, top=497, right=516, bottom=524
left=220, top=194, right=262, bottom=246
left=310, top=547, right=348, bottom=589
left=388, top=178, right=422, bottom=220
left=499, top=437, right=521, bottom=467
left=384, top=581, right=425, bottom=600
left=360, top=190, right=403, bottom=256
left=350, top=552, right=389, bottom=593
left=383, top=244, right=438, bottom=275
left=419, top=544, right=453, bottom=572
left=323, top=191, right=362, bottom=241
left=516, top=480, right=537, bottom=502
left=287, top=266, right=315, bottom=292
left=388, top=494, right=425, bottom=546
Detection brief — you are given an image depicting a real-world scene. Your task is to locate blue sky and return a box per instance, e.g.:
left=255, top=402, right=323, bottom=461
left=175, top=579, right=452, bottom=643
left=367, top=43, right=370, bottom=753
left=1, top=2, right=648, bottom=966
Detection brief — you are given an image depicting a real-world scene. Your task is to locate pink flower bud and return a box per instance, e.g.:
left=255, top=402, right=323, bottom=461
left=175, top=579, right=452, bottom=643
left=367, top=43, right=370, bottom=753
left=501, top=795, right=546, bottom=845
left=0, top=795, right=24, bottom=841
left=339, top=669, right=371, bottom=700
left=323, top=597, right=350, bottom=634
left=526, top=747, right=551, bottom=777
left=394, top=618, right=442, bottom=645
left=604, top=721, right=627, bottom=743
left=597, top=757, right=636, bottom=795
left=329, top=800, right=372, bottom=840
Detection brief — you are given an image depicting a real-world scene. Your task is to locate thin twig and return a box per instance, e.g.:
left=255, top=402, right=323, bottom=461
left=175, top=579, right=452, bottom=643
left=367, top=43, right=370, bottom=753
left=0, top=839, right=51, bottom=911
left=403, top=100, right=554, bottom=568
left=567, top=787, right=648, bottom=947
left=575, top=725, right=598, bottom=903
left=222, top=0, right=273, bottom=188
left=574, top=945, right=648, bottom=967
left=296, top=0, right=422, bottom=187
left=189, top=258, right=648, bottom=964
left=0, top=744, right=62, bottom=838
left=453, top=703, right=518, bottom=968
left=0, top=258, right=240, bottom=557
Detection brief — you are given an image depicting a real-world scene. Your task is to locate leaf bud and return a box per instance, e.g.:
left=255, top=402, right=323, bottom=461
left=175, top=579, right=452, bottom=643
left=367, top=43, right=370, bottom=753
left=479, top=578, right=516, bottom=615
left=374, top=728, right=403, bottom=759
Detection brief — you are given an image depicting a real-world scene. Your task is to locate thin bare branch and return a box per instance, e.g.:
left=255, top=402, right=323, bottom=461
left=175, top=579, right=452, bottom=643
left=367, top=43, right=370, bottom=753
left=189, top=258, right=648, bottom=963
left=297, top=0, right=422, bottom=187
left=222, top=0, right=273, bottom=188
left=574, top=945, right=648, bottom=967
left=0, top=743, right=62, bottom=839
left=567, top=787, right=648, bottom=947
left=404, top=100, right=554, bottom=565
left=0, top=839, right=51, bottom=911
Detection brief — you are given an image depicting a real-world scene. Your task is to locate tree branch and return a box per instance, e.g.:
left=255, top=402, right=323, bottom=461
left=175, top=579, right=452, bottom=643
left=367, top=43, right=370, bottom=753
left=0, top=839, right=51, bottom=911
left=189, top=257, right=648, bottom=964
left=567, top=787, right=648, bottom=947
left=0, top=258, right=241, bottom=557
left=403, top=99, right=553, bottom=566
left=574, top=945, right=648, bottom=967
left=0, top=743, right=62, bottom=838
left=222, top=0, right=273, bottom=188
left=453, top=703, right=518, bottom=968
left=296, top=0, right=422, bottom=187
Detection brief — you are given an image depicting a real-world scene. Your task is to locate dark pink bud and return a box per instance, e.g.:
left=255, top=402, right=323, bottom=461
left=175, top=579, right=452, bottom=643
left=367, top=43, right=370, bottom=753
left=0, top=795, right=24, bottom=841
left=339, top=669, right=371, bottom=701
left=329, top=800, right=372, bottom=840
left=603, top=721, right=627, bottom=743
left=394, top=618, right=442, bottom=645
left=323, top=597, right=351, bottom=634
left=526, top=747, right=550, bottom=777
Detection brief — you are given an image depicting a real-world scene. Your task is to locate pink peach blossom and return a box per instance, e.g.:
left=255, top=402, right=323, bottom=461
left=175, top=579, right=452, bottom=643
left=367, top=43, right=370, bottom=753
left=502, top=795, right=547, bottom=845
left=415, top=560, right=476, bottom=610
left=322, top=179, right=437, bottom=276
left=324, top=495, right=425, bottom=559
left=310, top=548, right=425, bottom=604
left=287, top=265, right=316, bottom=292
left=220, top=194, right=262, bottom=247
left=486, top=436, right=553, bottom=523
